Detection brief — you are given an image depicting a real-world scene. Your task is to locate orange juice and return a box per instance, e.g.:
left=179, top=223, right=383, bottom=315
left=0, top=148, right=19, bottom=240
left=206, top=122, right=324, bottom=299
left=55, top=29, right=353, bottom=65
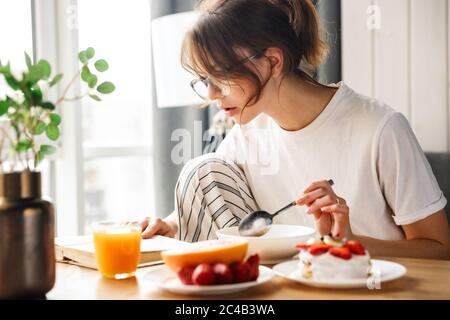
left=93, top=222, right=141, bottom=279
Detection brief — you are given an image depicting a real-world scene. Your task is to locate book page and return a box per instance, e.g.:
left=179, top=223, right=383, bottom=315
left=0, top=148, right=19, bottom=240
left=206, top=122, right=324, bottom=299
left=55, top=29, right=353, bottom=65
left=55, top=235, right=190, bottom=253
left=55, top=235, right=191, bottom=270
left=140, top=235, right=191, bottom=252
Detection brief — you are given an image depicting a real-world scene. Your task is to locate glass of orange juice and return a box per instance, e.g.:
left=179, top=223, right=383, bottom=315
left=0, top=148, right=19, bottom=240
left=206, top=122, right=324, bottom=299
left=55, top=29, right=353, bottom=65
left=92, top=221, right=141, bottom=279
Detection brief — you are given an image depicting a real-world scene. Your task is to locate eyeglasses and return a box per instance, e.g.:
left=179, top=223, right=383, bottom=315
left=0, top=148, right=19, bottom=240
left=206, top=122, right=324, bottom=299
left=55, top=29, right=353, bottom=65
left=190, top=77, right=231, bottom=101
left=190, top=52, right=265, bottom=101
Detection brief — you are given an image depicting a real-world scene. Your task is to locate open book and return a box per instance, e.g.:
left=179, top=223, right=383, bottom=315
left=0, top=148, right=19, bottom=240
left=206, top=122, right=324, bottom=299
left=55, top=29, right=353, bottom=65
left=55, top=235, right=189, bottom=270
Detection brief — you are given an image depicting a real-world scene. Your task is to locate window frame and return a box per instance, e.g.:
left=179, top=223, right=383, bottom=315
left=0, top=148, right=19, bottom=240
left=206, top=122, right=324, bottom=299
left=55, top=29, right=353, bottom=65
left=31, top=0, right=154, bottom=236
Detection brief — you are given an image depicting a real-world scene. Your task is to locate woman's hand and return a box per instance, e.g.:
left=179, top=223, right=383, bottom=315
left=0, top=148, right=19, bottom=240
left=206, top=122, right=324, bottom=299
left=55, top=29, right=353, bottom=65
left=139, top=217, right=177, bottom=239
left=296, top=180, right=350, bottom=239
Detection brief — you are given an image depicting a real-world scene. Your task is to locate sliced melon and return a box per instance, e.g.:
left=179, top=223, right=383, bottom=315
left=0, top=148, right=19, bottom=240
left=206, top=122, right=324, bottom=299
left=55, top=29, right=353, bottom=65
left=161, top=239, right=248, bottom=273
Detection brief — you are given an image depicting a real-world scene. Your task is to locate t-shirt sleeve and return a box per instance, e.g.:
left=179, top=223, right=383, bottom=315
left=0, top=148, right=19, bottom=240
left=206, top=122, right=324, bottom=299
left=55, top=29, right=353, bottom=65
left=376, top=112, right=447, bottom=225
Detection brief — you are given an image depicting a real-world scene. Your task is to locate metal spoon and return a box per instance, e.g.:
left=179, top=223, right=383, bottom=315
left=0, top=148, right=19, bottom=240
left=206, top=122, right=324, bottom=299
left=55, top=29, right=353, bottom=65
left=238, top=179, right=334, bottom=237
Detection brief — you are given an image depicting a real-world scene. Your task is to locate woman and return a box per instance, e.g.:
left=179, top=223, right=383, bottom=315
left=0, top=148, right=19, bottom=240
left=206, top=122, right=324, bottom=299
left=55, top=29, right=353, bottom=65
left=141, top=0, right=450, bottom=259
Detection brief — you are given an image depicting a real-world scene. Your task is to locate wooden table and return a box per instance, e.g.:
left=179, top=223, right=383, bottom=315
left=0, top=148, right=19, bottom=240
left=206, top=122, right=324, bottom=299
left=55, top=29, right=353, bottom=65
left=47, top=256, right=450, bottom=300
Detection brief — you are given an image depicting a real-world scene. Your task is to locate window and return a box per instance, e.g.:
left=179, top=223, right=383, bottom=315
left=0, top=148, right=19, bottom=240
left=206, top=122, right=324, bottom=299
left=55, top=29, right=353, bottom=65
left=1, top=0, right=155, bottom=236
left=0, top=0, right=33, bottom=68
left=76, top=0, right=154, bottom=233
left=0, top=0, right=52, bottom=198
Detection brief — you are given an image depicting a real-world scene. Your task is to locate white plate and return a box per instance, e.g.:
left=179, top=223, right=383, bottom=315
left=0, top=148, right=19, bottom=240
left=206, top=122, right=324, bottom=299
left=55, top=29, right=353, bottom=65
left=272, top=259, right=407, bottom=289
left=143, top=265, right=274, bottom=295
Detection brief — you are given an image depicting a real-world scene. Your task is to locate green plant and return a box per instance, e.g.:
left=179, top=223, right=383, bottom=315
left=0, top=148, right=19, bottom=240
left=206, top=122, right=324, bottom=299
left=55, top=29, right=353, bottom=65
left=0, top=47, right=115, bottom=172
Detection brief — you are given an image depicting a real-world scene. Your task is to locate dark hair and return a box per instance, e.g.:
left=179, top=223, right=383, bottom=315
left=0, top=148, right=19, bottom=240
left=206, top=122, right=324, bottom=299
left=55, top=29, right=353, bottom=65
left=181, top=0, right=330, bottom=114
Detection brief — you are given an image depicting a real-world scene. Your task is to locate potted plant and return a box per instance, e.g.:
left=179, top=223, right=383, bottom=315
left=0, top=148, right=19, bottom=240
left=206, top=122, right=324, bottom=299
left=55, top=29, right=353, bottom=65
left=0, top=47, right=115, bottom=299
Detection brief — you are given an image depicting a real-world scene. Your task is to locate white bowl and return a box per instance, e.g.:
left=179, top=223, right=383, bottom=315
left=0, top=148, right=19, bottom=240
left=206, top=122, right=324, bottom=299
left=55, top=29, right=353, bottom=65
left=216, top=224, right=316, bottom=264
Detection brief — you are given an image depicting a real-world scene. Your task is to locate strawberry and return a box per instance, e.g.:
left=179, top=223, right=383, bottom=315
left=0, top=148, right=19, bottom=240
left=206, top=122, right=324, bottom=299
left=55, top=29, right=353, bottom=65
left=246, top=254, right=260, bottom=281
left=176, top=266, right=196, bottom=285
left=246, top=254, right=260, bottom=266
left=295, top=244, right=311, bottom=250
left=345, top=240, right=366, bottom=255
left=192, top=263, right=215, bottom=286
left=308, top=244, right=332, bottom=256
left=230, top=261, right=252, bottom=283
left=329, top=247, right=352, bottom=260
left=212, top=263, right=233, bottom=284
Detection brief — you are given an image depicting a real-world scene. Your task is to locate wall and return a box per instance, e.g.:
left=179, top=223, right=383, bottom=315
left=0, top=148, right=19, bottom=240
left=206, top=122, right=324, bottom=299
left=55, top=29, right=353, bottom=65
left=342, top=0, right=449, bottom=152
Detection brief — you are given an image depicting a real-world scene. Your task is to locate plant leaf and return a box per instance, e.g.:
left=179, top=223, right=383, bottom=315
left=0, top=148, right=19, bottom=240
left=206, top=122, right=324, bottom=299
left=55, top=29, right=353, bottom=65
left=41, top=102, right=55, bottom=110
left=49, top=113, right=61, bottom=126
left=25, top=52, right=33, bottom=70
left=36, top=150, right=45, bottom=166
left=0, top=61, right=11, bottom=74
left=88, top=94, right=102, bottom=102
left=79, top=51, right=88, bottom=64
left=45, top=124, right=60, bottom=141
left=49, top=73, right=63, bottom=87
left=0, top=100, right=9, bottom=116
left=5, top=76, right=19, bottom=89
left=27, top=64, right=44, bottom=83
left=85, top=47, right=95, bottom=59
left=97, top=81, right=115, bottom=94
left=34, top=121, right=46, bottom=135
left=39, top=144, right=57, bottom=155
left=81, top=66, right=92, bottom=82
left=37, top=60, right=51, bottom=79
left=31, top=85, right=43, bottom=104
left=88, top=75, right=98, bottom=88
left=16, top=139, right=33, bottom=152
left=94, top=59, right=109, bottom=72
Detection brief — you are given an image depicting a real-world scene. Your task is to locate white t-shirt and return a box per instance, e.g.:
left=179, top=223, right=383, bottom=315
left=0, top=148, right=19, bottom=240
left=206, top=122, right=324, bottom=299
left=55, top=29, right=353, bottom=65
left=215, top=81, right=447, bottom=240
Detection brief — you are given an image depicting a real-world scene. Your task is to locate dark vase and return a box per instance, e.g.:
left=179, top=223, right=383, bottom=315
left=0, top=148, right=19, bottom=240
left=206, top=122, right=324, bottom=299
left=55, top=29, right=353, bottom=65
left=0, top=170, right=55, bottom=299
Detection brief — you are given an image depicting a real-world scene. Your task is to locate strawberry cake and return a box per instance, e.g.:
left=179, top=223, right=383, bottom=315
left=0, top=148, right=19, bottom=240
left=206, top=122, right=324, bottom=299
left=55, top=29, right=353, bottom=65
left=296, top=236, right=371, bottom=281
